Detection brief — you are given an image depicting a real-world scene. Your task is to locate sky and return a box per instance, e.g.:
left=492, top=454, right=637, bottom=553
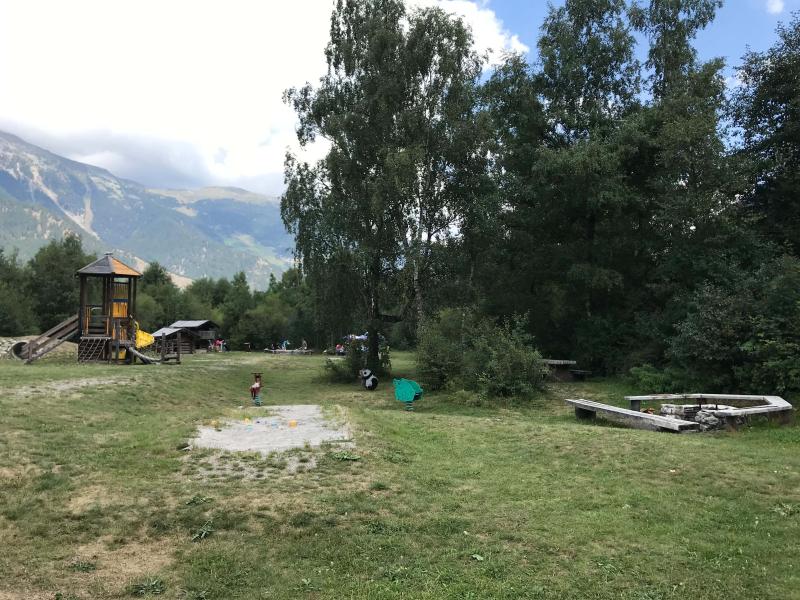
left=0, top=0, right=796, bottom=197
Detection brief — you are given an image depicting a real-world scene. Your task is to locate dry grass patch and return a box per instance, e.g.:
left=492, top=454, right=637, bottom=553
left=61, top=535, right=178, bottom=597
left=65, top=485, right=124, bottom=514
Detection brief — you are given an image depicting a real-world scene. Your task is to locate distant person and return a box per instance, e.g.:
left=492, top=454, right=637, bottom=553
left=301, top=338, right=308, bottom=351
left=282, top=339, right=289, bottom=350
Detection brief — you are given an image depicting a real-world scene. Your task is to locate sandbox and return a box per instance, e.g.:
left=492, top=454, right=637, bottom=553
left=192, top=404, right=351, bottom=455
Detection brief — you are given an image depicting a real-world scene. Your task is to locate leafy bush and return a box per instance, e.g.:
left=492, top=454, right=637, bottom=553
left=416, top=309, right=466, bottom=390
left=735, top=256, right=800, bottom=394
left=417, top=309, right=547, bottom=399
left=324, top=337, right=391, bottom=382
left=627, top=364, right=687, bottom=393
left=668, top=255, right=800, bottom=394
left=323, top=341, right=366, bottom=382
left=471, top=316, right=548, bottom=398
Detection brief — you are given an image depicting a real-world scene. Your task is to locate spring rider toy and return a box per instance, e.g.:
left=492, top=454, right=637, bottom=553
left=393, top=378, right=423, bottom=411
left=250, top=372, right=263, bottom=406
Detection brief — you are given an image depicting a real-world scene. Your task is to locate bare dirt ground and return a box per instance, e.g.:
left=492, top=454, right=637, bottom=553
left=7, top=377, right=128, bottom=398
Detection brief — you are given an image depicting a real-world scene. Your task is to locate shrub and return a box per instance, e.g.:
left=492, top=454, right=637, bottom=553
left=668, top=255, right=800, bottom=395
left=324, top=341, right=364, bottom=383
left=473, top=317, right=548, bottom=398
left=627, top=364, right=687, bottom=393
left=324, top=336, right=391, bottom=382
left=416, top=309, right=466, bottom=390
left=417, top=309, right=547, bottom=400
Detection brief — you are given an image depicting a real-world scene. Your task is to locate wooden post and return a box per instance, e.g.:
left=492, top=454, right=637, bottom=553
left=176, top=332, right=182, bottom=365
left=161, top=332, right=166, bottom=362
left=114, top=321, right=120, bottom=363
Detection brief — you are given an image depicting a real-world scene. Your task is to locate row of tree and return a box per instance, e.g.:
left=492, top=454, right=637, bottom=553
left=0, top=237, right=314, bottom=351
left=281, top=0, right=800, bottom=393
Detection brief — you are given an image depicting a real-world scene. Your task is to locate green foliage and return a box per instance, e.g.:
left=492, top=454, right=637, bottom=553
left=472, top=317, right=549, bottom=399
left=416, top=308, right=467, bottom=391
left=191, top=519, right=214, bottom=542
left=0, top=249, right=37, bottom=335
left=669, top=256, right=800, bottom=394
left=736, top=256, right=800, bottom=394
left=324, top=341, right=366, bottom=383
left=282, top=0, right=486, bottom=370
left=417, top=309, right=547, bottom=400
left=26, top=234, right=94, bottom=331
left=627, top=364, right=685, bottom=394
left=232, top=295, right=290, bottom=350
left=732, top=14, right=800, bottom=254
left=128, top=577, right=166, bottom=596
left=387, top=320, right=416, bottom=351
left=630, top=0, right=722, bottom=97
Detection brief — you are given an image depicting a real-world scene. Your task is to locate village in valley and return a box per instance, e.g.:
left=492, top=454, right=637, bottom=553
left=1, top=1, right=799, bottom=599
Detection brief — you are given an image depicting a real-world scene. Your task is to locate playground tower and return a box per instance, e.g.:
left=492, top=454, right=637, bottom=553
left=77, top=253, right=142, bottom=362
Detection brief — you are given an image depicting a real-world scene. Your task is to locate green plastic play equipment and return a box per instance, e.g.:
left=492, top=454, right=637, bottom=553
left=393, top=378, right=423, bottom=410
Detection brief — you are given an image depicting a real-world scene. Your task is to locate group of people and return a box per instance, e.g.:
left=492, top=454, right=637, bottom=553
left=209, top=338, right=228, bottom=352
left=267, top=339, right=308, bottom=351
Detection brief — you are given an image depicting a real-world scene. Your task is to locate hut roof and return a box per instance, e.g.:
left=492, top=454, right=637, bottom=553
left=151, top=326, right=197, bottom=338
left=169, top=320, right=218, bottom=329
left=77, top=253, right=142, bottom=277
left=151, top=327, right=181, bottom=337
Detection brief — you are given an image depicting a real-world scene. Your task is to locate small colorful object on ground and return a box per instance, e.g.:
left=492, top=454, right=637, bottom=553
left=393, top=378, right=423, bottom=411
left=288, top=419, right=298, bottom=428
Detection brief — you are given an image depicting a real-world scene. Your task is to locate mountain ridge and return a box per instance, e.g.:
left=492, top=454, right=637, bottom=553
left=0, top=130, right=292, bottom=289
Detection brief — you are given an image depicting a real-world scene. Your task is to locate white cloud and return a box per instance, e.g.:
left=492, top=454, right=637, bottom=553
left=766, top=0, right=785, bottom=14
left=409, top=0, right=529, bottom=64
left=0, top=0, right=523, bottom=195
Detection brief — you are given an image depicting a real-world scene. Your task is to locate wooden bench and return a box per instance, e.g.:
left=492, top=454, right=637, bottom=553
left=544, top=359, right=577, bottom=381
left=569, top=369, right=592, bottom=380
left=566, top=398, right=700, bottom=432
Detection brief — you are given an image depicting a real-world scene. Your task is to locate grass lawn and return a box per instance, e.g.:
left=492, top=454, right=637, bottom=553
left=1, top=351, right=798, bottom=599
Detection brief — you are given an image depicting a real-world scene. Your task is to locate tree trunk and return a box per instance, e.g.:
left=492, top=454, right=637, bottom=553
left=413, top=245, right=423, bottom=326
left=367, top=254, right=381, bottom=373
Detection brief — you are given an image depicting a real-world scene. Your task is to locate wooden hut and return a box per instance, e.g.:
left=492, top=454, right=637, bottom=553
left=151, top=326, right=197, bottom=355
left=169, top=320, right=219, bottom=350
left=77, top=253, right=142, bottom=363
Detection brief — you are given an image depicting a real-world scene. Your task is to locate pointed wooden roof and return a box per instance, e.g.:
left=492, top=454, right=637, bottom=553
left=77, top=253, right=142, bottom=277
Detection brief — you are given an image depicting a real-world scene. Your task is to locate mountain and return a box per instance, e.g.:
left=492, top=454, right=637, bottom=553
left=0, top=130, right=293, bottom=288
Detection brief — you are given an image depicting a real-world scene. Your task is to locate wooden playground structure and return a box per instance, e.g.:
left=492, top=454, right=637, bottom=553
left=13, top=253, right=175, bottom=365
